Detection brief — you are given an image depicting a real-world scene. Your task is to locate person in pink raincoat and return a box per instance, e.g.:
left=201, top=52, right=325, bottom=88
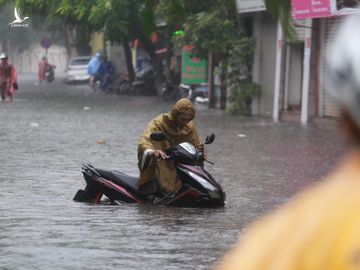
left=38, top=56, right=54, bottom=83
left=0, top=52, right=17, bottom=101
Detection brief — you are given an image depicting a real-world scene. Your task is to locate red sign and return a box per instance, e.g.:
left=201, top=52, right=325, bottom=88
left=292, top=0, right=331, bottom=19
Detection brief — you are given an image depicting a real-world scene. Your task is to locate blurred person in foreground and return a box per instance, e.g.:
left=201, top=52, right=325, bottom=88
left=137, top=98, right=201, bottom=196
left=87, top=52, right=101, bottom=90
left=0, top=52, right=17, bottom=102
left=214, top=14, right=360, bottom=270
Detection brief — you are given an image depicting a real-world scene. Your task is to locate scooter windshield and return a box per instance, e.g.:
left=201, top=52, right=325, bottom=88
left=178, top=142, right=196, bottom=154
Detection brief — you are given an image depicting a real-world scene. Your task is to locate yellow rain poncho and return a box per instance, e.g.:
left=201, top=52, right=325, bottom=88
left=214, top=150, right=360, bottom=270
left=137, top=99, right=201, bottom=193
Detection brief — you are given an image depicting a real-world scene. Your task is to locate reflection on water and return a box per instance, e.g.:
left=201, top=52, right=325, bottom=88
left=0, top=75, right=345, bottom=269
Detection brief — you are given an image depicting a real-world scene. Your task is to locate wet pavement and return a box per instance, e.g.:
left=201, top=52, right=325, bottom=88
left=0, top=74, right=346, bottom=269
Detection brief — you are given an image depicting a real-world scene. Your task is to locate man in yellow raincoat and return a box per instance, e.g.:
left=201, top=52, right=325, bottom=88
left=214, top=14, right=360, bottom=270
left=137, top=98, right=201, bottom=195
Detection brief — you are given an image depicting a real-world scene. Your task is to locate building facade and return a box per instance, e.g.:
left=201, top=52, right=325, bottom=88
left=238, top=0, right=359, bottom=123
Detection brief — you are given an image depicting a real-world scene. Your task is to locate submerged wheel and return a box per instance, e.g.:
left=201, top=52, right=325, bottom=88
left=73, top=188, right=99, bottom=202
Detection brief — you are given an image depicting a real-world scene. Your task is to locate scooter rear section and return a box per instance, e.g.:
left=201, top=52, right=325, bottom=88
left=73, top=164, right=143, bottom=203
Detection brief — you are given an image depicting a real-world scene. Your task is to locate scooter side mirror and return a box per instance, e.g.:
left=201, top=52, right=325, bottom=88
left=150, top=131, right=167, bottom=141
left=204, top=133, right=215, bottom=144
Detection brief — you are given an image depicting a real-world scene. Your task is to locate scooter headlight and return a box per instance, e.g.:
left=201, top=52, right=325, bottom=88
left=188, top=171, right=216, bottom=191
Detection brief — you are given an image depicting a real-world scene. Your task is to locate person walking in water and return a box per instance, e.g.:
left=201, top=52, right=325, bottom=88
left=0, top=52, right=17, bottom=102
left=87, top=52, right=101, bottom=90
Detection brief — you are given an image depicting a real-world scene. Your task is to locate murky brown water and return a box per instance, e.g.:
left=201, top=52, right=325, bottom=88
left=0, top=74, right=345, bottom=269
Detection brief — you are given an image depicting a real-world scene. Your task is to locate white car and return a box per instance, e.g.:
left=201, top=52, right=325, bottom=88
left=66, top=56, right=91, bottom=83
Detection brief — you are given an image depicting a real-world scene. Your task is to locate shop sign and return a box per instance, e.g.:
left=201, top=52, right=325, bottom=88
left=292, top=0, right=331, bottom=19
left=292, top=0, right=360, bottom=19
left=181, top=46, right=207, bottom=85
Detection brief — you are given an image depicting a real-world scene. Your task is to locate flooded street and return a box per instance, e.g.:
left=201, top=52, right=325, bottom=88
left=0, top=74, right=346, bottom=270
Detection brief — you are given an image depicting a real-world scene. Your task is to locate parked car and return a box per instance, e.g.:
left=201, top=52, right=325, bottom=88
left=66, top=56, right=92, bottom=83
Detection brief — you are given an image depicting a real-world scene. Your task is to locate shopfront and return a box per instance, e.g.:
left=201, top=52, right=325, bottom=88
left=291, top=0, right=360, bottom=121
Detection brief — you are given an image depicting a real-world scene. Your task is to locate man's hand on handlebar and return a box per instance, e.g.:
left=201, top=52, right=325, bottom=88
left=153, top=150, right=169, bottom=161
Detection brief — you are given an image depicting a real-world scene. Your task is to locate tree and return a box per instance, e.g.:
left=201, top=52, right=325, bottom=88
left=264, top=0, right=297, bottom=40
left=157, top=0, right=260, bottom=113
left=0, top=0, right=165, bottom=81
left=0, top=3, right=65, bottom=53
left=90, top=0, right=160, bottom=82
left=0, top=0, right=100, bottom=56
left=0, top=3, right=34, bottom=51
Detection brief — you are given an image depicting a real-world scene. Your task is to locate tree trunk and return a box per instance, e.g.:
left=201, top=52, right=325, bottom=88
left=164, top=29, right=173, bottom=80
left=137, top=33, right=163, bottom=81
left=122, top=38, right=135, bottom=82
left=63, top=23, right=77, bottom=59
left=75, top=25, right=91, bottom=56
left=220, top=61, right=227, bottom=109
left=208, top=52, right=216, bottom=108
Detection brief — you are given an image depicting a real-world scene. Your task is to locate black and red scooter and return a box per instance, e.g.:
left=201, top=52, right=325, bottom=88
left=73, top=133, right=225, bottom=207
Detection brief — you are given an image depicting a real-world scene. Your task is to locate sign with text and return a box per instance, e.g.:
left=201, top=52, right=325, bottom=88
left=292, top=0, right=331, bottom=19
left=236, top=0, right=265, bottom=13
left=181, top=46, right=207, bottom=85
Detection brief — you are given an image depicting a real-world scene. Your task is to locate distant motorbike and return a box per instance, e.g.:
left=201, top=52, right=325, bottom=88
left=162, top=82, right=208, bottom=102
left=112, top=73, right=132, bottom=95
left=131, top=67, right=156, bottom=95
left=46, top=66, right=55, bottom=83
left=95, top=74, right=113, bottom=94
left=73, top=132, right=225, bottom=207
left=161, top=83, right=193, bottom=101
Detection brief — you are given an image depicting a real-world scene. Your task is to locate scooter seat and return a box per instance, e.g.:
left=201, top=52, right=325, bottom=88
left=112, top=170, right=139, bottom=190
left=95, top=168, right=140, bottom=194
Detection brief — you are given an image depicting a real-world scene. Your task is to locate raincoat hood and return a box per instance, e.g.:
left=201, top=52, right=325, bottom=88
left=0, top=52, right=8, bottom=59
left=170, top=98, right=195, bottom=121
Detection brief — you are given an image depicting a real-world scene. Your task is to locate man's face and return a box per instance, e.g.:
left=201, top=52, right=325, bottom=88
left=1, top=58, right=7, bottom=64
left=176, top=114, right=193, bottom=128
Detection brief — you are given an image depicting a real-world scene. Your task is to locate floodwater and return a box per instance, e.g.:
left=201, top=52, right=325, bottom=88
left=0, top=74, right=345, bottom=269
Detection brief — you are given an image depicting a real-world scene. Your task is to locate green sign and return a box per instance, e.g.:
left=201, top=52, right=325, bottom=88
left=181, top=46, right=207, bottom=85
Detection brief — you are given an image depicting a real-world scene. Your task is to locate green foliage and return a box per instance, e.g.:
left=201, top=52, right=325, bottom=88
left=142, top=0, right=156, bottom=35
left=158, top=0, right=261, bottom=115
left=90, top=0, right=155, bottom=49
left=0, top=3, right=64, bottom=50
left=176, top=11, right=236, bottom=58
left=13, top=0, right=94, bottom=24
left=90, top=0, right=131, bottom=41
left=5, top=0, right=102, bottom=55
left=264, top=0, right=298, bottom=41
left=161, top=0, right=241, bottom=59
left=228, top=81, right=261, bottom=115
left=226, top=36, right=261, bottom=115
